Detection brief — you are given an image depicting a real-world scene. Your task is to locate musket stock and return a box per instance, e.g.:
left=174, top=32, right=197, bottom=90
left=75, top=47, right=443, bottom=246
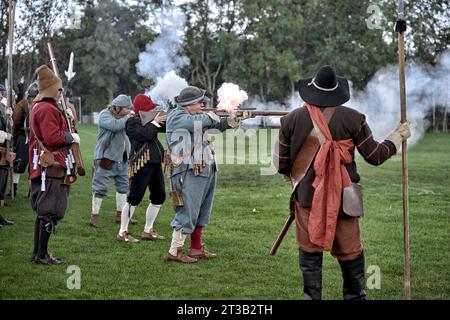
left=270, top=212, right=295, bottom=255
left=47, top=43, right=86, bottom=176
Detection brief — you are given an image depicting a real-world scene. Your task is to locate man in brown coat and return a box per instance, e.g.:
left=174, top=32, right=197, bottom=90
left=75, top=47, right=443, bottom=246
left=275, top=65, right=411, bottom=300
left=11, top=82, right=38, bottom=197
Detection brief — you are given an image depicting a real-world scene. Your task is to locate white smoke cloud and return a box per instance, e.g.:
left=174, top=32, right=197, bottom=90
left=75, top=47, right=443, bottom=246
left=241, top=51, right=450, bottom=147
left=136, top=6, right=189, bottom=80
left=149, top=70, right=188, bottom=106
left=216, top=83, right=249, bottom=112
left=136, top=5, right=189, bottom=107
left=349, top=52, right=450, bottom=146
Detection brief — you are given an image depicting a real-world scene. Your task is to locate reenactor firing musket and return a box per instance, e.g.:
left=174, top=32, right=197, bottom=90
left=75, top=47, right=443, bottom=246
left=47, top=43, right=86, bottom=181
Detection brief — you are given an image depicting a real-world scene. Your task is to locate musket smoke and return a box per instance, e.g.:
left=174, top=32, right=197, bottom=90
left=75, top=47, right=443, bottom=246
left=136, top=5, right=189, bottom=105
left=243, top=51, right=450, bottom=147
left=349, top=51, right=450, bottom=146
left=217, top=83, right=249, bottom=112
left=149, top=70, right=188, bottom=106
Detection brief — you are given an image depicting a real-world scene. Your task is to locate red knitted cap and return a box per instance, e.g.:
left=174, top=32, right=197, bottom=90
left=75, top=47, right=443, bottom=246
left=133, top=94, right=158, bottom=113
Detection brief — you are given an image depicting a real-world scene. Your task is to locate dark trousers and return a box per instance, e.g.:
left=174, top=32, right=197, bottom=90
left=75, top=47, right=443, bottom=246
left=128, top=163, right=166, bottom=206
left=0, top=166, right=9, bottom=198
left=13, top=135, right=29, bottom=174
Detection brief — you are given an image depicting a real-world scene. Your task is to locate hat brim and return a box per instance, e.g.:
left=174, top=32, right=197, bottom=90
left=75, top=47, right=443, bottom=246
left=176, top=94, right=210, bottom=106
left=33, top=81, right=63, bottom=103
left=297, top=76, right=350, bottom=107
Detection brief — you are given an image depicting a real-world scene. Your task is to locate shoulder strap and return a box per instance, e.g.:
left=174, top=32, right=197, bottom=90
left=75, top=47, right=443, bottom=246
left=29, top=121, right=50, bottom=153
left=290, top=107, right=336, bottom=189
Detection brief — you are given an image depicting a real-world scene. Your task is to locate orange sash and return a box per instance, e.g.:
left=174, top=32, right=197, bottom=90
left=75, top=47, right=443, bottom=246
left=305, top=103, right=355, bottom=251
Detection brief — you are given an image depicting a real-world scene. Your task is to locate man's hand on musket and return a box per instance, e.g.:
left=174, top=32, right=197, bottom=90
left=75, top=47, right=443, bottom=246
left=154, top=112, right=168, bottom=124
left=5, top=107, right=12, bottom=117
left=6, top=151, right=16, bottom=163
left=238, top=110, right=253, bottom=120
left=71, top=133, right=81, bottom=144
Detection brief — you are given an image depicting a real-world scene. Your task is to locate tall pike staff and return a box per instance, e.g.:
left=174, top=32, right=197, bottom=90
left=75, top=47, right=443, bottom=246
left=395, top=0, right=411, bottom=300
left=47, top=43, right=86, bottom=178
left=6, top=0, right=16, bottom=199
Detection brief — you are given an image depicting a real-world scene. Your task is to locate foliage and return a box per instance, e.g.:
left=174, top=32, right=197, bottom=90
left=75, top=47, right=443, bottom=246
left=0, top=0, right=448, bottom=111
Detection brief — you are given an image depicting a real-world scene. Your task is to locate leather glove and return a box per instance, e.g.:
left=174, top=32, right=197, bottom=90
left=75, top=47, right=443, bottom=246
left=71, top=133, right=80, bottom=144
left=386, top=121, right=411, bottom=151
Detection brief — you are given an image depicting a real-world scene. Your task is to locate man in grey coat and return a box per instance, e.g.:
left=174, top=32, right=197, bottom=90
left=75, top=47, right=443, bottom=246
left=164, top=86, right=249, bottom=263
left=90, top=94, right=133, bottom=228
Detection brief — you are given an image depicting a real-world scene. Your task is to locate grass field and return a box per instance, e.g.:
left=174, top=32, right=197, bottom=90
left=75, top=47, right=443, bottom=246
left=0, top=125, right=449, bottom=300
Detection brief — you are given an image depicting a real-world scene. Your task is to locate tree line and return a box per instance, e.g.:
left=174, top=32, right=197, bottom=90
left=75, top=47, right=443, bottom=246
left=0, top=0, right=449, bottom=114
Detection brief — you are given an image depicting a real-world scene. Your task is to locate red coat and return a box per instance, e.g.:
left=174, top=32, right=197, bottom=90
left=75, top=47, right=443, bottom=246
left=28, top=98, right=72, bottom=180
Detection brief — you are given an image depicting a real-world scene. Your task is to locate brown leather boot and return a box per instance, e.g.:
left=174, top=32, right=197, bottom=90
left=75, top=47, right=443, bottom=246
left=116, top=231, right=140, bottom=243
left=142, top=230, right=165, bottom=241
left=89, top=214, right=101, bottom=228
left=188, top=245, right=217, bottom=259
left=115, top=211, right=121, bottom=224
left=164, top=248, right=198, bottom=263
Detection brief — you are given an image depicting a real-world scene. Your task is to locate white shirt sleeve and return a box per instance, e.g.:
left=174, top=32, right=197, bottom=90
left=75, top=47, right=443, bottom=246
left=0, top=130, right=7, bottom=144
left=151, top=120, right=161, bottom=128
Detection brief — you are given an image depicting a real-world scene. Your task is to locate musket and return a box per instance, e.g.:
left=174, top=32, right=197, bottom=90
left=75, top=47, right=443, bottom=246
left=203, top=108, right=289, bottom=117
left=270, top=210, right=294, bottom=255
left=5, top=0, right=16, bottom=199
left=47, top=43, right=86, bottom=176
left=138, top=108, right=289, bottom=126
left=395, top=0, right=411, bottom=300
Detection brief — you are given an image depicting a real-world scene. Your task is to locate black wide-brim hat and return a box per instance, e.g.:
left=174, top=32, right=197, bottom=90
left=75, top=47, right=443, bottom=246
left=297, top=65, right=350, bottom=107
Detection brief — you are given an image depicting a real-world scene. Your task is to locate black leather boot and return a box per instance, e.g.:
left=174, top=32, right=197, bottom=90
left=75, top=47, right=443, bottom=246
left=33, top=219, right=64, bottom=265
left=31, top=217, right=40, bottom=262
left=299, top=249, right=323, bottom=300
left=338, top=254, right=366, bottom=300
left=0, top=214, right=14, bottom=225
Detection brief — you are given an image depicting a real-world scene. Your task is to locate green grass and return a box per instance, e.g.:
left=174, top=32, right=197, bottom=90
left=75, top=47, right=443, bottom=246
left=0, top=126, right=449, bottom=300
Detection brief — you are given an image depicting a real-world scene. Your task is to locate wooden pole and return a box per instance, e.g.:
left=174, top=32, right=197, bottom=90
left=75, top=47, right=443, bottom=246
left=396, top=0, right=411, bottom=300
left=7, top=0, right=16, bottom=199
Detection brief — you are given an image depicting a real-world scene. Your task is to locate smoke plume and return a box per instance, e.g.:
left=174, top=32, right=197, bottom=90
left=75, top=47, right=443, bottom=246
left=136, top=5, right=189, bottom=107
left=243, top=51, right=450, bottom=147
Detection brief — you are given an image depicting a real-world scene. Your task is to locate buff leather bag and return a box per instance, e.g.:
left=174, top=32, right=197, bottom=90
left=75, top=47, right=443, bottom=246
left=342, top=182, right=364, bottom=218
left=99, top=158, right=113, bottom=170
left=39, top=150, right=55, bottom=168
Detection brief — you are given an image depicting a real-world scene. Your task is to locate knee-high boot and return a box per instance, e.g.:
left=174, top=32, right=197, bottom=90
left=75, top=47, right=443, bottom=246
left=299, top=249, right=323, bottom=300
left=32, top=217, right=40, bottom=261
left=338, top=254, right=366, bottom=300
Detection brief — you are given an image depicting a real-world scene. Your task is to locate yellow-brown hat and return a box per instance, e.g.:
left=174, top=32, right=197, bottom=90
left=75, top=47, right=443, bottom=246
left=34, top=65, right=63, bottom=102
